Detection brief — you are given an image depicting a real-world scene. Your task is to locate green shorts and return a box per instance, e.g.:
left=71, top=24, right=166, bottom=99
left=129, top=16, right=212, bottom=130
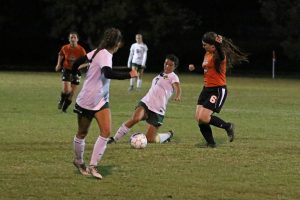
left=138, top=102, right=164, bottom=127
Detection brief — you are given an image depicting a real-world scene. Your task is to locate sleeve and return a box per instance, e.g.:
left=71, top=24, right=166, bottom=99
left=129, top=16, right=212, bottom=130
left=127, top=45, right=134, bottom=68
left=215, top=43, right=225, bottom=61
left=141, top=44, right=148, bottom=67
left=101, top=66, right=131, bottom=80
left=72, top=55, right=88, bottom=74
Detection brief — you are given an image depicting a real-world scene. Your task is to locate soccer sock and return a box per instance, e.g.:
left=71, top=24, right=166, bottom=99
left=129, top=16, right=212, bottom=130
left=209, top=115, right=230, bottom=130
left=137, top=79, right=142, bottom=88
left=156, top=132, right=171, bottom=143
left=199, top=124, right=215, bottom=144
left=114, top=123, right=130, bottom=141
left=130, top=78, right=136, bottom=86
left=61, top=93, right=71, bottom=111
left=59, top=92, right=67, bottom=104
left=73, top=136, right=85, bottom=164
left=90, top=136, right=108, bottom=166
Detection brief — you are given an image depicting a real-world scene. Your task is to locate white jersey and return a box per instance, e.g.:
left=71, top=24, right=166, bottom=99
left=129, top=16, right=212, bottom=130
left=141, top=72, right=179, bottom=116
left=76, top=49, right=112, bottom=110
left=127, top=43, right=148, bottom=67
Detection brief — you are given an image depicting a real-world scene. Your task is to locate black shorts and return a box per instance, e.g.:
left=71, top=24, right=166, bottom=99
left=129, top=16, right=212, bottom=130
left=131, top=63, right=145, bottom=70
left=61, top=69, right=81, bottom=85
left=197, top=86, right=227, bottom=113
left=73, top=102, right=109, bottom=120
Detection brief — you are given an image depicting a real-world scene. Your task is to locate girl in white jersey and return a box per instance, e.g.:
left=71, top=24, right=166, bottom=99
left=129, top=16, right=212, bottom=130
left=71, top=28, right=138, bottom=179
left=108, top=54, right=181, bottom=144
left=127, top=34, right=148, bottom=91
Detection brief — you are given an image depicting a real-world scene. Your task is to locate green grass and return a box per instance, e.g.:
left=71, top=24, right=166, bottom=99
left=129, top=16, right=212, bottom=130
left=0, top=71, right=299, bottom=200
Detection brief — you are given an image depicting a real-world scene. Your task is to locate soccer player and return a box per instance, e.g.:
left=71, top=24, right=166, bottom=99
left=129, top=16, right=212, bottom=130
left=127, top=33, right=148, bottom=91
left=188, top=32, right=248, bottom=148
left=55, top=32, right=86, bottom=112
left=71, top=28, right=138, bottom=179
left=108, top=54, right=181, bottom=144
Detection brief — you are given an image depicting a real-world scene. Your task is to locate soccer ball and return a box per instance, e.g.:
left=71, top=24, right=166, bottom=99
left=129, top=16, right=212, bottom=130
left=130, top=133, right=147, bottom=149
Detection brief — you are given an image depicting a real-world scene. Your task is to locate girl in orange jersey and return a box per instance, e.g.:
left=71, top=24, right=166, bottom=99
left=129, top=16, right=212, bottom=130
left=189, top=32, right=248, bottom=147
left=55, top=32, right=87, bottom=112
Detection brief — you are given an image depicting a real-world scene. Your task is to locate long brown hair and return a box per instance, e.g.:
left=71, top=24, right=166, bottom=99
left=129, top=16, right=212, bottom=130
left=202, top=32, right=248, bottom=73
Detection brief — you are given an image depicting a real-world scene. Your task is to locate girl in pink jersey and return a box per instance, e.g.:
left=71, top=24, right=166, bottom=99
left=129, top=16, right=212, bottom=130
left=71, top=28, right=138, bottom=179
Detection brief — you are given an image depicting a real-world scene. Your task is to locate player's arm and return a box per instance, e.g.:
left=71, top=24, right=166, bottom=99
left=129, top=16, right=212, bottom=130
left=172, top=82, right=181, bottom=101
left=101, top=66, right=137, bottom=80
left=127, top=49, right=134, bottom=68
left=215, top=35, right=225, bottom=61
left=55, top=54, right=64, bottom=71
left=72, top=55, right=89, bottom=74
left=141, top=49, right=148, bottom=68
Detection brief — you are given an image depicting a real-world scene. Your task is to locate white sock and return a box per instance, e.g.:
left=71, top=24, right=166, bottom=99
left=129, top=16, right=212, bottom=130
left=73, top=136, right=85, bottom=164
left=130, top=78, right=136, bottom=87
left=157, top=132, right=171, bottom=143
left=114, top=123, right=130, bottom=141
left=90, top=136, right=108, bottom=166
left=137, top=79, right=142, bottom=88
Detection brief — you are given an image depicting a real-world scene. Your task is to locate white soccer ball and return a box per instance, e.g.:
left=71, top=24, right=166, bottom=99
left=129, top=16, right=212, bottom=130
left=130, top=133, right=147, bottom=149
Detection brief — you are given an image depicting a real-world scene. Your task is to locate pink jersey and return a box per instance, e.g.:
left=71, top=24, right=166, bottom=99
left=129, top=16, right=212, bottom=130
left=76, top=49, right=112, bottom=110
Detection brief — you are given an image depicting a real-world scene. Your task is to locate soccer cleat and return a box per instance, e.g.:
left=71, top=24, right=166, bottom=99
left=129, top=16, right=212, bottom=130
left=107, top=137, right=116, bottom=144
left=87, top=165, right=103, bottom=179
left=128, top=85, right=134, bottom=91
left=73, top=160, right=90, bottom=176
left=226, top=123, right=235, bottom=142
left=197, top=143, right=217, bottom=148
left=163, top=130, right=174, bottom=143
left=58, top=101, right=63, bottom=110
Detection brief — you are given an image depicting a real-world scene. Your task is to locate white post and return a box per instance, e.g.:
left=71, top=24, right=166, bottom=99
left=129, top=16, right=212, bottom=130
left=272, top=50, right=276, bottom=79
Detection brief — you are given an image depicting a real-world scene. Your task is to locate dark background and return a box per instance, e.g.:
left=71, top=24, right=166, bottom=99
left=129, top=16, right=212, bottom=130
left=0, top=0, right=299, bottom=76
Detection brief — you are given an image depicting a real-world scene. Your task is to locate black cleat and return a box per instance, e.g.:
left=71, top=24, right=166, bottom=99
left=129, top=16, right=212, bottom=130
left=163, top=130, right=174, bottom=143
left=226, top=123, right=235, bottom=142
left=197, top=143, right=217, bottom=148
left=107, top=137, right=116, bottom=144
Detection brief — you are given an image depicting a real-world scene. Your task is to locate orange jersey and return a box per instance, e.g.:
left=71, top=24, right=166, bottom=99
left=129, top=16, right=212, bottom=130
left=202, top=52, right=226, bottom=87
left=59, top=44, right=86, bottom=70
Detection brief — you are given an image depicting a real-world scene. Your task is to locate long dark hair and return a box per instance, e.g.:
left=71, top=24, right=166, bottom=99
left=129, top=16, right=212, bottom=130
left=202, top=32, right=248, bottom=73
left=98, top=28, right=123, bottom=50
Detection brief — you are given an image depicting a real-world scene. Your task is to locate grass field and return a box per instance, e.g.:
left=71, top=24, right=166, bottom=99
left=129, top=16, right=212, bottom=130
left=0, top=71, right=299, bottom=200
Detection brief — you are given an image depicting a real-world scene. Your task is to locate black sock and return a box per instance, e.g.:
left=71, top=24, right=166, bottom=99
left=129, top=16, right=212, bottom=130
left=62, top=99, right=72, bottom=111
left=198, top=124, right=215, bottom=144
left=209, top=116, right=230, bottom=130
left=59, top=92, right=67, bottom=104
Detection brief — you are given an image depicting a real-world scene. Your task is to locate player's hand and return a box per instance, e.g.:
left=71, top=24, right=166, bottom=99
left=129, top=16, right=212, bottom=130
left=55, top=65, right=61, bottom=72
left=188, top=64, right=195, bottom=71
left=173, top=96, right=181, bottom=101
left=129, top=69, right=138, bottom=77
left=215, top=35, right=223, bottom=44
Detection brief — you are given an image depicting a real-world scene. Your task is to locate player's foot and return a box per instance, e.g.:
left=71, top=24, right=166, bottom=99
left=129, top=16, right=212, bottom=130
left=107, top=137, right=116, bottom=144
left=128, top=86, right=134, bottom=91
left=163, top=130, right=174, bottom=143
left=73, top=160, right=90, bottom=176
left=58, top=101, right=63, bottom=110
left=226, top=123, right=235, bottom=142
left=197, top=143, right=217, bottom=148
left=87, top=165, right=103, bottom=179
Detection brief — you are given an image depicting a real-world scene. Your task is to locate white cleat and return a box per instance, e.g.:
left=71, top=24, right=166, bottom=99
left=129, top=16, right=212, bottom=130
left=87, top=165, right=103, bottom=179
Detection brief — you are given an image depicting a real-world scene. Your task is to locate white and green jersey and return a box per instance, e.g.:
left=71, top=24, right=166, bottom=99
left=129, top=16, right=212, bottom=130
left=127, top=43, right=148, bottom=67
left=141, top=72, right=179, bottom=116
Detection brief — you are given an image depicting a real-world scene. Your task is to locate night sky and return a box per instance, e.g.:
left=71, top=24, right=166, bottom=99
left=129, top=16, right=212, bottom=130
left=0, top=0, right=298, bottom=75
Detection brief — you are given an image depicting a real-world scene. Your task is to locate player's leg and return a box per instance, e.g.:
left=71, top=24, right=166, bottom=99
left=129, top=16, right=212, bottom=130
left=73, top=106, right=93, bottom=176
left=88, top=105, right=111, bottom=179
left=196, top=105, right=216, bottom=147
left=108, top=106, right=146, bottom=143
left=137, top=68, right=144, bottom=89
